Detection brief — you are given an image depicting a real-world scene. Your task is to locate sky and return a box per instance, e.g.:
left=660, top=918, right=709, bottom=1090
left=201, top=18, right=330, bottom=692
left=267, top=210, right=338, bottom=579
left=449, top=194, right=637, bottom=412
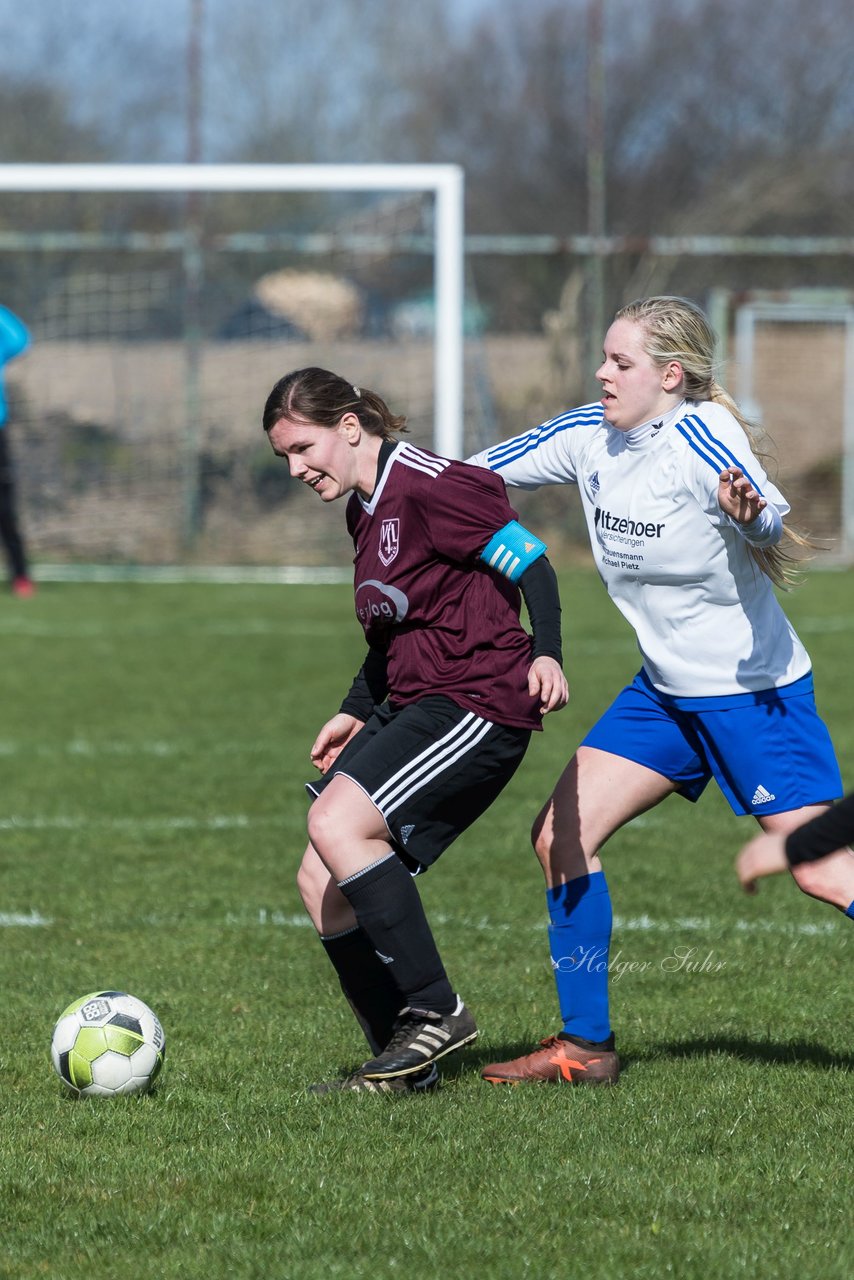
left=0, top=0, right=504, bottom=161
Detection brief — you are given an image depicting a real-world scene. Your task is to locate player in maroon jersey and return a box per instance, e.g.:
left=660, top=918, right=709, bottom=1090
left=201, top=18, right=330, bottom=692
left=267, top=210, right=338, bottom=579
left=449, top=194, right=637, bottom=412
left=263, top=366, right=568, bottom=1094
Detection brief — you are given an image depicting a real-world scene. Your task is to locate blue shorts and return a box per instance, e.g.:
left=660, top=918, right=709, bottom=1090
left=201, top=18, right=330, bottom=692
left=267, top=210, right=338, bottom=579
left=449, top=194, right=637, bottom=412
left=582, top=670, right=842, bottom=817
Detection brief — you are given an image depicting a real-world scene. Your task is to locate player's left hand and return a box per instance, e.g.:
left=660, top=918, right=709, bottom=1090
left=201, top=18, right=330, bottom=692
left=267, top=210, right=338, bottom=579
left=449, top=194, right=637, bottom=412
left=528, top=656, right=569, bottom=716
left=718, top=467, right=766, bottom=525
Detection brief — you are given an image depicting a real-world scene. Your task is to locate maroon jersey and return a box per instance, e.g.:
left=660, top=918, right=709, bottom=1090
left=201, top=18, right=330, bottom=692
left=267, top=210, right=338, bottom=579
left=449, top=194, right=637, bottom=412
left=346, top=441, right=542, bottom=730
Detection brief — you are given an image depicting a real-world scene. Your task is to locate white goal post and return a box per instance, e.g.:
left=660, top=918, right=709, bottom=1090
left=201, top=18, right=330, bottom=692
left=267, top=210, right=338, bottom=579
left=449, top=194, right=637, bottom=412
left=0, top=162, right=465, bottom=458
left=727, top=289, right=854, bottom=562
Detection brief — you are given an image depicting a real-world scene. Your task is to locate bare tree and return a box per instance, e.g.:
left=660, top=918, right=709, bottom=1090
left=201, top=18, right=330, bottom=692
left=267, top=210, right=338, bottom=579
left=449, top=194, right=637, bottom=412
left=1, top=0, right=853, bottom=335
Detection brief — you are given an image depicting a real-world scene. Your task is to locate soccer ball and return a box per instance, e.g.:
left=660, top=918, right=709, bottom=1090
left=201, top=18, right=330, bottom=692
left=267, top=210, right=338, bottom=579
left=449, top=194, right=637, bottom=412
left=50, top=990, right=166, bottom=1098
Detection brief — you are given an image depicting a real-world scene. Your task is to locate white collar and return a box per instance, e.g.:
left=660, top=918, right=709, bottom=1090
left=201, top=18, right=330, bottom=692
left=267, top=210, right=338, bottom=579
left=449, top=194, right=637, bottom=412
left=615, top=400, right=689, bottom=449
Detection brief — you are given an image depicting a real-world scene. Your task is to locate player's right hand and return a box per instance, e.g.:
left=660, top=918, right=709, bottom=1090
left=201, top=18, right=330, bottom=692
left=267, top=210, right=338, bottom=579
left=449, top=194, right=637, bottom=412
left=310, top=713, right=363, bottom=773
left=528, top=656, right=569, bottom=716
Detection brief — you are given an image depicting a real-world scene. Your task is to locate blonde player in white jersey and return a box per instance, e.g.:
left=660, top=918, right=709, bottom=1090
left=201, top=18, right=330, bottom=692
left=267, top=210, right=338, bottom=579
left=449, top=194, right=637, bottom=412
left=467, top=295, right=851, bottom=1088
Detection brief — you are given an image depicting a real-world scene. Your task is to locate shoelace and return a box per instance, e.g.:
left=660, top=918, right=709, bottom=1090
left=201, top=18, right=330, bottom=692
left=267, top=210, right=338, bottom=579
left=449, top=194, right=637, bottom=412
left=384, top=1007, right=439, bottom=1049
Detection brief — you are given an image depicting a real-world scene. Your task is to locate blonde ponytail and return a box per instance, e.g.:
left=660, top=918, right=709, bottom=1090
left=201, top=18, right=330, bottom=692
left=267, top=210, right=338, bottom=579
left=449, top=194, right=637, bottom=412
left=706, top=381, right=813, bottom=589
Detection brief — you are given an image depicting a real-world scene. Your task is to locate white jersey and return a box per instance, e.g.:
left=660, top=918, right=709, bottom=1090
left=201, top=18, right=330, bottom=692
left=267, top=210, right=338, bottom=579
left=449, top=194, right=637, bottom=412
left=468, top=399, right=811, bottom=699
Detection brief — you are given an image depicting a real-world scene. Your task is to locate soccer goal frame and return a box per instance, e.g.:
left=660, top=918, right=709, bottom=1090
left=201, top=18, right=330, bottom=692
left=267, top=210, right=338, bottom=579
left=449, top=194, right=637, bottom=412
left=0, top=162, right=465, bottom=458
left=729, top=290, right=854, bottom=562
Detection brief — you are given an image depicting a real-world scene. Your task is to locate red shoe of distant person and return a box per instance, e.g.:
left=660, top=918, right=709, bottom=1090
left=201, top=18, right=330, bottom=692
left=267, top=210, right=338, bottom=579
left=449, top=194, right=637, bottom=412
left=11, top=576, right=35, bottom=597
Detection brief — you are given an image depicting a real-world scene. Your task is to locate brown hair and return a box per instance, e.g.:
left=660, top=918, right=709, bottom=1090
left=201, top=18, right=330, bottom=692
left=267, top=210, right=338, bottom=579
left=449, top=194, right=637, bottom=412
left=262, top=367, right=407, bottom=441
left=616, top=296, right=813, bottom=588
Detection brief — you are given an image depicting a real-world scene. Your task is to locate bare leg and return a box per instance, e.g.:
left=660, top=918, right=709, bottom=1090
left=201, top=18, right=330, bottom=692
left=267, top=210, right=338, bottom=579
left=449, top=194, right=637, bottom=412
left=480, top=747, right=678, bottom=1085
left=532, top=745, right=680, bottom=883
left=790, top=847, right=854, bottom=910
left=296, top=842, right=356, bottom=934
left=297, top=772, right=408, bottom=930
left=296, top=843, right=404, bottom=1056
left=306, top=774, right=457, bottom=1016
left=737, top=806, right=854, bottom=910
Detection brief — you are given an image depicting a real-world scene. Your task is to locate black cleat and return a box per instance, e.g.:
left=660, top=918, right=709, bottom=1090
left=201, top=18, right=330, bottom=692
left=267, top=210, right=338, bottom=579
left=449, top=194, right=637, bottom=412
left=309, top=1062, right=440, bottom=1095
left=359, top=998, right=478, bottom=1079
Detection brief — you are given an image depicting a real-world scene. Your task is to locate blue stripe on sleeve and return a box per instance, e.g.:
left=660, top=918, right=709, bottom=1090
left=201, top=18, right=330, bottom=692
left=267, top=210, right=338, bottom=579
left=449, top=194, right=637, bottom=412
left=676, top=415, right=764, bottom=495
left=480, top=521, right=547, bottom=581
left=485, top=403, right=603, bottom=471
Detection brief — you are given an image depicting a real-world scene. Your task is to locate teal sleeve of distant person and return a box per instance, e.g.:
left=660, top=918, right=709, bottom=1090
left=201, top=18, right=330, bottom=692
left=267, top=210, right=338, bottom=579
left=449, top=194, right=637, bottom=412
left=0, top=306, right=29, bottom=365
left=0, top=305, right=30, bottom=427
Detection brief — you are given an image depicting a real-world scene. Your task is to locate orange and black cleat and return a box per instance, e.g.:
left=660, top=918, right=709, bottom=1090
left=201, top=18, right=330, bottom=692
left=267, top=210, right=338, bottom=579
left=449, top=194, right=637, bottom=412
left=481, top=1034, right=619, bottom=1086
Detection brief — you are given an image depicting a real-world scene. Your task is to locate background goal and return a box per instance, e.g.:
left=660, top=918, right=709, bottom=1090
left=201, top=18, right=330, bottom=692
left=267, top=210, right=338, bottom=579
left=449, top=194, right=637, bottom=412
left=0, top=163, right=472, bottom=572
left=712, top=288, right=854, bottom=562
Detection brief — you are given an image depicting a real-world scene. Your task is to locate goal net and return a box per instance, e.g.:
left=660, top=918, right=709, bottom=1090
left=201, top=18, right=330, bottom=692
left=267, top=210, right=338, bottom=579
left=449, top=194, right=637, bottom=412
left=0, top=164, right=475, bottom=573
left=720, top=289, right=854, bottom=563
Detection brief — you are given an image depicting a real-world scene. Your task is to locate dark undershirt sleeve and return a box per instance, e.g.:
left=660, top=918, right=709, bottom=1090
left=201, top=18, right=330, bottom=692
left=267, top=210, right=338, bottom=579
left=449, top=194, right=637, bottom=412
left=785, top=792, right=854, bottom=866
left=517, top=555, right=563, bottom=665
left=338, top=646, right=389, bottom=721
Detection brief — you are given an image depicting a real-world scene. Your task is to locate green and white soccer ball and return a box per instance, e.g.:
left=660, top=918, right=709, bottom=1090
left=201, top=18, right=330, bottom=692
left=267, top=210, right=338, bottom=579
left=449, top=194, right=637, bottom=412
left=50, top=990, right=166, bottom=1097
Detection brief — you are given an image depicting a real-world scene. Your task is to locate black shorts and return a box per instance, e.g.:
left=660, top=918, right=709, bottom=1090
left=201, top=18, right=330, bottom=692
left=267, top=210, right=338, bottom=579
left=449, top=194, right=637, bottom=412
left=305, top=695, right=531, bottom=874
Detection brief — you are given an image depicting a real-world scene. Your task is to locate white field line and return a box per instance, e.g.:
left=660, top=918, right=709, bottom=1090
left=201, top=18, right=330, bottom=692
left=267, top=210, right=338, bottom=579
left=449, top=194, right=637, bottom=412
left=2, top=905, right=841, bottom=936
left=0, top=610, right=849, bottom=642
left=25, top=563, right=854, bottom=608
left=0, top=815, right=845, bottom=937
left=3, top=623, right=847, bottom=647
left=798, top=615, right=854, bottom=633
left=0, top=739, right=275, bottom=758
left=217, top=909, right=842, bottom=937
left=0, top=811, right=669, bottom=836
left=0, top=814, right=282, bottom=831
left=0, top=911, right=52, bottom=927
left=0, top=619, right=348, bottom=638
left=31, top=563, right=352, bottom=585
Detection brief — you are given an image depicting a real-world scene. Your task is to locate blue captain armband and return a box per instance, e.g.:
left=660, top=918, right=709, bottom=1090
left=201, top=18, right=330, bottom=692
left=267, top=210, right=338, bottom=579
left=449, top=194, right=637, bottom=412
left=480, top=520, right=547, bottom=581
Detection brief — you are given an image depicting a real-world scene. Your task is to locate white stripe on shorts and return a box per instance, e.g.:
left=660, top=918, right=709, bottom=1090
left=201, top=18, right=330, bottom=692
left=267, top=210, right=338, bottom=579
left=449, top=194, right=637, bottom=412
left=371, top=711, right=494, bottom=818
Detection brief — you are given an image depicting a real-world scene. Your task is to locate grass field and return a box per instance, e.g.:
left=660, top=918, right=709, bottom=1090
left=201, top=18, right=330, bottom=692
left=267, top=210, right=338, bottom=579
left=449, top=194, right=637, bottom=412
left=0, top=567, right=851, bottom=1279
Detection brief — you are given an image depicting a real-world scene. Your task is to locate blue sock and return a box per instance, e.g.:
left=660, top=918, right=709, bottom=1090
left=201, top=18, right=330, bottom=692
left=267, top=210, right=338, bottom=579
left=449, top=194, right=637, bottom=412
left=546, top=871, right=612, bottom=1043
left=845, top=900, right=854, bottom=920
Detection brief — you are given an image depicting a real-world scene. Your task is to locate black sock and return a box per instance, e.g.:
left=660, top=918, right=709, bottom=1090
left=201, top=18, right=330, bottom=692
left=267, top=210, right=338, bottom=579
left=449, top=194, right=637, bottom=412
left=320, top=926, right=403, bottom=1054
left=558, top=1030, right=616, bottom=1051
left=338, top=854, right=456, bottom=1015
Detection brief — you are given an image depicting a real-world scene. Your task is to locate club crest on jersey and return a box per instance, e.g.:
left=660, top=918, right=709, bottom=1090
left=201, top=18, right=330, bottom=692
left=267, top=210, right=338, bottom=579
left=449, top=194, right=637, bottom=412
left=379, top=518, right=400, bottom=566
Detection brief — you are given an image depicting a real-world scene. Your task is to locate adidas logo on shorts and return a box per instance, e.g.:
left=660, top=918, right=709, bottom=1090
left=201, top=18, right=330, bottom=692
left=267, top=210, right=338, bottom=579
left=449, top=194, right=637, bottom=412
left=751, top=784, right=776, bottom=806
